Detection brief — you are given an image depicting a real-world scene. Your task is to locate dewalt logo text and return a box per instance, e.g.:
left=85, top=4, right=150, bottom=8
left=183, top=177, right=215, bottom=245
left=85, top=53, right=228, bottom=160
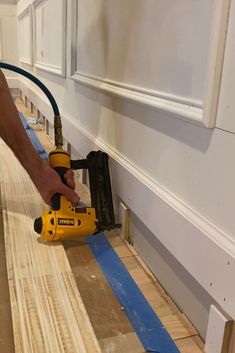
left=58, top=218, right=75, bottom=226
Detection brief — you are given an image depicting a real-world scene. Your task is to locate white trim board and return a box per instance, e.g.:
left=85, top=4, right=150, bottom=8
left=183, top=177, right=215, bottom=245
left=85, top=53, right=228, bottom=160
left=17, top=4, right=33, bottom=66
left=205, top=305, right=232, bottom=353
left=70, top=0, right=231, bottom=128
left=32, top=0, right=67, bottom=77
left=19, top=79, right=235, bottom=320
left=34, top=62, right=65, bottom=77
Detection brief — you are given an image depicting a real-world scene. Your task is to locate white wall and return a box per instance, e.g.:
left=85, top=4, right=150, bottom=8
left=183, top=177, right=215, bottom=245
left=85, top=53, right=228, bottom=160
left=16, top=0, right=235, bottom=339
left=0, top=3, right=18, bottom=80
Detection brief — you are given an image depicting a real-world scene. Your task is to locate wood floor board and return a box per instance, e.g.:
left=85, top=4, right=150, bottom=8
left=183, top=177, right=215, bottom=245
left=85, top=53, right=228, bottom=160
left=63, top=239, right=144, bottom=353
left=106, top=231, right=135, bottom=258
left=175, top=336, right=205, bottom=353
left=0, top=188, right=15, bottom=353
left=161, top=314, right=197, bottom=341
left=99, top=333, right=145, bottom=353
left=0, top=140, right=102, bottom=353
left=229, top=323, right=235, bottom=353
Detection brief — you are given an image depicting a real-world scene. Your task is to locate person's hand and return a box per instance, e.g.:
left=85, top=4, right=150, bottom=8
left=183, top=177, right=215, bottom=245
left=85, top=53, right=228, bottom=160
left=31, top=159, right=80, bottom=206
left=64, top=169, right=76, bottom=190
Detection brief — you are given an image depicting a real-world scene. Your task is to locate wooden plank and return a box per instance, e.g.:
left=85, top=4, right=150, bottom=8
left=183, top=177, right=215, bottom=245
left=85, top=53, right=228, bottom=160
left=99, top=333, right=145, bottom=353
left=228, top=323, right=235, bottom=353
left=63, top=240, right=144, bottom=353
left=0, top=140, right=102, bottom=353
left=107, top=232, right=134, bottom=258
left=0, top=187, right=15, bottom=353
left=119, top=202, right=131, bottom=242
left=176, top=336, right=205, bottom=353
left=161, top=314, right=197, bottom=341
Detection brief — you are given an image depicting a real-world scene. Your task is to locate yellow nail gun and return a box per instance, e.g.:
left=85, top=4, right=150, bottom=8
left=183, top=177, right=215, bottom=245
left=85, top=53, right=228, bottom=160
left=32, top=108, right=119, bottom=242
left=0, top=62, right=120, bottom=241
left=34, top=147, right=120, bottom=241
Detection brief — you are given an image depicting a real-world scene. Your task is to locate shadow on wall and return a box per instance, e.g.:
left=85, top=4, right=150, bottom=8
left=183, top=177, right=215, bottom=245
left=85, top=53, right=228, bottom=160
left=71, top=0, right=213, bottom=154
left=35, top=66, right=67, bottom=87
left=73, top=81, right=213, bottom=154
left=15, top=0, right=213, bottom=158
left=131, top=212, right=217, bottom=339
left=70, top=0, right=147, bottom=149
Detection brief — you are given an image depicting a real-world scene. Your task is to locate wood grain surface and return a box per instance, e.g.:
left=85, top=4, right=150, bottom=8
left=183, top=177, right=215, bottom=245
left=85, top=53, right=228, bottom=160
left=0, top=139, right=101, bottom=353
left=0, top=186, right=15, bottom=353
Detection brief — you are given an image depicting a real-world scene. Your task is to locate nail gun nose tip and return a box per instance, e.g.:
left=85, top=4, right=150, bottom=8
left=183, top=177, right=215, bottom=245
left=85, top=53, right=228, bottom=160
left=34, top=217, right=43, bottom=234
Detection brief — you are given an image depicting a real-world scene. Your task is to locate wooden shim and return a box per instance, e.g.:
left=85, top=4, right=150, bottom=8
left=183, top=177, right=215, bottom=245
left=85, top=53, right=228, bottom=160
left=119, top=202, right=131, bottom=242
left=0, top=140, right=101, bottom=353
left=228, top=323, right=235, bottom=353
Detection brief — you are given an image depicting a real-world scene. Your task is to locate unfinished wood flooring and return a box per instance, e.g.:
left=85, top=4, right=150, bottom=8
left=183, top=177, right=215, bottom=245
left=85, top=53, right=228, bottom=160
left=0, top=188, right=15, bottom=353
left=0, top=139, right=101, bottom=353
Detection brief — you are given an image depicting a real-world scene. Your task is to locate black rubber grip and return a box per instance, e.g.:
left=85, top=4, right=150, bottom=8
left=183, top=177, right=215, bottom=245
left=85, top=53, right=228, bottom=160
left=51, top=167, right=69, bottom=211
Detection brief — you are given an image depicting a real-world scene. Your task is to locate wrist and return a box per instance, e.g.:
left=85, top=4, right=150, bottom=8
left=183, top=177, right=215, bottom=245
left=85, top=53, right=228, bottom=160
left=23, top=152, right=45, bottom=183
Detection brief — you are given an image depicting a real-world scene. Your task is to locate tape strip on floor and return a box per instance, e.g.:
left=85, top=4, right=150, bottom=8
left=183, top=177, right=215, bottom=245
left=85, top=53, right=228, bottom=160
left=86, top=233, right=180, bottom=353
left=19, top=112, right=47, bottom=159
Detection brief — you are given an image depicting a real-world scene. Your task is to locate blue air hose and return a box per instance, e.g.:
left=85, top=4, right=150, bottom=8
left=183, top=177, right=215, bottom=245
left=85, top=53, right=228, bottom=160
left=0, top=62, right=63, bottom=147
left=0, top=62, right=60, bottom=116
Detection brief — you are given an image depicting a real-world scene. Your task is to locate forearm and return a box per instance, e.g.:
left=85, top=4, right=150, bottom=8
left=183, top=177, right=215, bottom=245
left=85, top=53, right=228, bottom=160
left=0, top=70, right=79, bottom=205
left=0, top=70, right=42, bottom=180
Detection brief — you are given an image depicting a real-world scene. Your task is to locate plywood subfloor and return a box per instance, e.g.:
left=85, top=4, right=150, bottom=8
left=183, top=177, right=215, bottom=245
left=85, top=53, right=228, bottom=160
left=15, top=97, right=206, bottom=353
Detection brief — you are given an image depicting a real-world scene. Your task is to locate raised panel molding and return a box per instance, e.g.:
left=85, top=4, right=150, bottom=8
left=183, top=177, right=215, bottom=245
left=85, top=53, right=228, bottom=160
left=74, top=71, right=203, bottom=126
left=18, top=4, right=33, bottom=65
left=70, top=0, right=231, bottom=128
left=203, top=0, right=232, bottom=127
left=19, top=78, right=235, bottom=321
left=33, top=0, right=67, bottom=77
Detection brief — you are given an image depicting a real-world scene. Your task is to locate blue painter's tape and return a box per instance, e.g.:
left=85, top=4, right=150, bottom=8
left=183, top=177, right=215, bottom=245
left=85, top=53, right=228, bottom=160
left=19, top=111, right=30, bottom=129
left=27, top=129, right=48, bottom=159
left=18, top=112, right=48, bottom=159
left=86, top=233, right=180, bottom=353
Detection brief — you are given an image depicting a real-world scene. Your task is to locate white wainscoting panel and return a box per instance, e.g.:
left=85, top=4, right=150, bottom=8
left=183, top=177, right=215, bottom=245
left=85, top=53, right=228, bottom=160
left=33, top=0, right=66, bottom=77
left=70, top=0, right=231, bottom=128
left=18, top=5, right=33, bottom=65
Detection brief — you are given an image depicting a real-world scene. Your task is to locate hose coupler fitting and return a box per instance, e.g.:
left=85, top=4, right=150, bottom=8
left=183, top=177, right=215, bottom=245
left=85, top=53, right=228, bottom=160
left=54, top=115, right=63, bottom=148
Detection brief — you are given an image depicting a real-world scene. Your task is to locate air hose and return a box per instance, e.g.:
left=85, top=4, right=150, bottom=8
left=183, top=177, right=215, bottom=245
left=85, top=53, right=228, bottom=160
left=0, top=62, right=63, bottom=147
